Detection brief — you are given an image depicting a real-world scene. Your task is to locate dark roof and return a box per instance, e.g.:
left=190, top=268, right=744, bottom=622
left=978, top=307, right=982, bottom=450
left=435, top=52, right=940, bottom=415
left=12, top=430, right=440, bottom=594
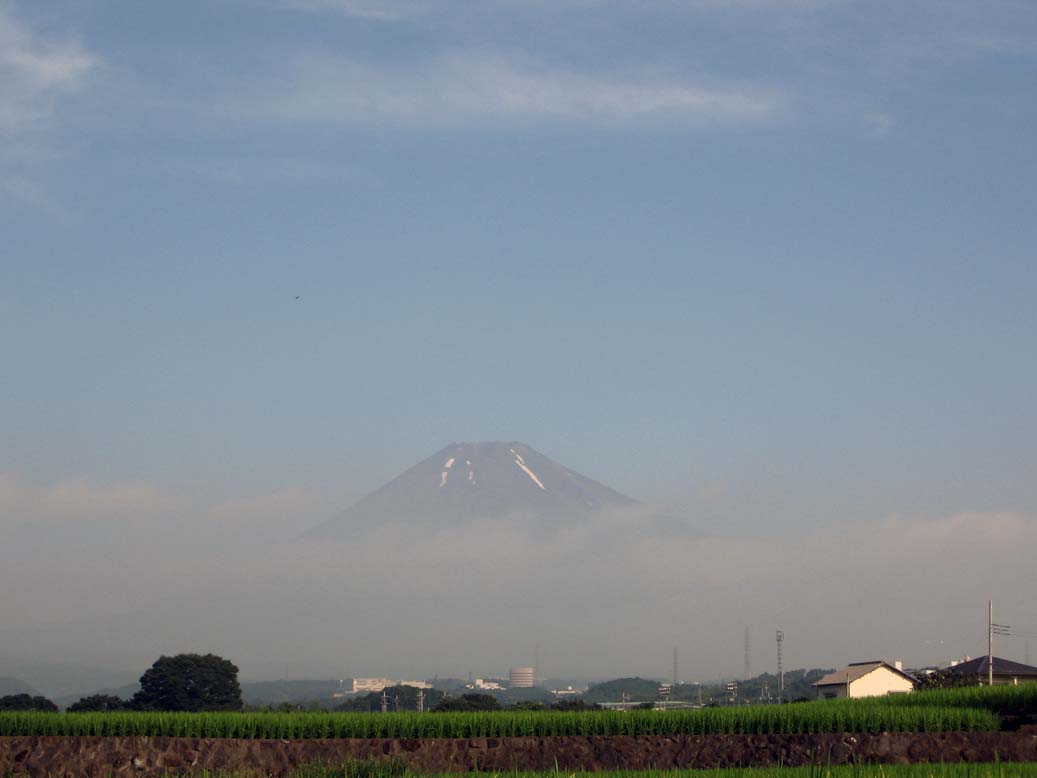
left=815, top=661, right=916, bottom=687
left=945, top=656, right=1037, bottom=677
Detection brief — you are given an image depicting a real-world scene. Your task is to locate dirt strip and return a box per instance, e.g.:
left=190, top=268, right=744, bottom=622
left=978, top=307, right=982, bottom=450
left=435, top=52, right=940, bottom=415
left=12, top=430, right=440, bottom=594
left=2, top=731, right=1037, bottom=777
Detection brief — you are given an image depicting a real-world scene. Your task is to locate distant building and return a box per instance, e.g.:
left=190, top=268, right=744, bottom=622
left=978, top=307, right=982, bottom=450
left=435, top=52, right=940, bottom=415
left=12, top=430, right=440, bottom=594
left=551, top=686, right=583, bottom=698
left=351, top=678, right=432, bottom=693
left=943, top=656, right=1037, bottom=685
left=398, top=680, right=432, bottom=689
left=509, top=667, right=535, bottom=688
left=470, top=678, right=505, bottom=691
left=815, top=661, right=916, bottom=699
left=351, top=678, right=397, bottom=693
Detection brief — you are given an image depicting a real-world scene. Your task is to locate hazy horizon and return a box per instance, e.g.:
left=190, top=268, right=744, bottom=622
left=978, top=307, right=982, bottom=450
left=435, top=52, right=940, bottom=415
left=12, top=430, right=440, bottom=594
left=3, top=0, right=1036, bottom=697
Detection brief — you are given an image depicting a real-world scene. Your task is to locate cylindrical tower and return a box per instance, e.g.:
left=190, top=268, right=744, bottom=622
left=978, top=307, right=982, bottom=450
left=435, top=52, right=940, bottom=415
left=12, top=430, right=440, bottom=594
left=509, top=666, right=535, bottom=688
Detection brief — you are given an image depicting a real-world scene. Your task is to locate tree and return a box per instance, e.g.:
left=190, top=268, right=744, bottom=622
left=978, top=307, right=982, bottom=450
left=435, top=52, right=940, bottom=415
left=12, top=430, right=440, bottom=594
left=0, top=694, right=58, bottom=712
left=336, top=685, right=447, bottom=713
left=914, top=668, right=981, bottom=690
left=131, top=653, right=242, bottom=711
left=432, top=693, right=501, bottom=712
left=67, top=694, right=128, bottom=712
left=551, top=699, right=600, bottom=711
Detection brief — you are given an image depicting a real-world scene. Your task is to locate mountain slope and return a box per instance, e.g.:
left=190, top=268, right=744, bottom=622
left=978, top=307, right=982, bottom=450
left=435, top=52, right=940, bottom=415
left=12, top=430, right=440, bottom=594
left=310, top=441, right=636, bottom=538
left=0, top=677, right=40, bottom=698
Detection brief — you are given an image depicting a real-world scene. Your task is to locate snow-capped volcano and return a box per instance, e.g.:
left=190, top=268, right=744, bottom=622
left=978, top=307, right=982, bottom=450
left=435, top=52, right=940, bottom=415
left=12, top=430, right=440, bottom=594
left=309, top=441, right=636, bottom=537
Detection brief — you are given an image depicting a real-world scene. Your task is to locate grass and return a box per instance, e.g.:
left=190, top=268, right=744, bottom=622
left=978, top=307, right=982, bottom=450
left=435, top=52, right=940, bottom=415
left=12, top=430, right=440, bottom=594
left=0, top=700, right=1000, bottom=740
left=885, top=686, right=1037, bottom=716
left=1, top=686, right=1032, bottom=742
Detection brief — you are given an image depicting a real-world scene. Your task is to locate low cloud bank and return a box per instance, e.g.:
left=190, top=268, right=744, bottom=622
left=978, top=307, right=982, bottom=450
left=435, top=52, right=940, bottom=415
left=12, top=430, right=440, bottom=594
left=2, top=471, right=1033, bottom=683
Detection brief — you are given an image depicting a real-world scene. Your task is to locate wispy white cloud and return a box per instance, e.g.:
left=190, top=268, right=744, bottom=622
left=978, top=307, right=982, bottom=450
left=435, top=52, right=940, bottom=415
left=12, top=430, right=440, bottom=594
left=242, top=51, right=784, bottom=128
left=0, top=5, right=95, bottom=133
left=281, top=0, right=430, bottom=22
left=282, top=0, right=843, bottom=22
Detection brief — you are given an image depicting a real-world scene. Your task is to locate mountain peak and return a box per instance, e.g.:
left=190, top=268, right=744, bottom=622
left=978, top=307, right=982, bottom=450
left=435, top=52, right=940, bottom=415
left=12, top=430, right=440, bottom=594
left=309, top=441, right=635, bottom=538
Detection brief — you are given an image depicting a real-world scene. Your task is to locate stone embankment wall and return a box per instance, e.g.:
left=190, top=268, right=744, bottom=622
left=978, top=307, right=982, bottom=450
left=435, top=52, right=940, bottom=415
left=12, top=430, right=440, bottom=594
left=2, top=731, right=1036, bottom=777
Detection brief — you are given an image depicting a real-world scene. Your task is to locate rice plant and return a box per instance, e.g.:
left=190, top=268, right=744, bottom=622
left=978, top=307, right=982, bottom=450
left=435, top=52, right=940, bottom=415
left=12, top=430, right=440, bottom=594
left=0, top=700, right=1000, bottom=740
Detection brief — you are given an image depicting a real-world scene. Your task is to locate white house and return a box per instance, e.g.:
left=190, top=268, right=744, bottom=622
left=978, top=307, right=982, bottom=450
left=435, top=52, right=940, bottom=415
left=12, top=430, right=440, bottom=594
left=815, top=661, right=916, bottom=699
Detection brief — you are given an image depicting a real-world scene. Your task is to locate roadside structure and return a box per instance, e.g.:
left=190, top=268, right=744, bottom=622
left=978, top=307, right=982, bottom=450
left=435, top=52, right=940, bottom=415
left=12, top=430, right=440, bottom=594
left=814, top=661, right=916, bottom=699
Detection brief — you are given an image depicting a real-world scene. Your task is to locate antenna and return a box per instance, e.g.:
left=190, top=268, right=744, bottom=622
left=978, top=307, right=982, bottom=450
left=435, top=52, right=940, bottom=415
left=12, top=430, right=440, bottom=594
left=744, top=627, right=751, bottom=680
left=776, top=630, right=784, bottom=704
left=673, top=646, right=679, bottom=686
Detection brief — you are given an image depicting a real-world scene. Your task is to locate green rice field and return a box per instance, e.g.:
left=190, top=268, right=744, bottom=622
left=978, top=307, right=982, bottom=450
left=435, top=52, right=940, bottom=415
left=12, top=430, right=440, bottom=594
left=0, top=701, right=1000, bottom=739
left=1, top=687, right=1033, bottom=741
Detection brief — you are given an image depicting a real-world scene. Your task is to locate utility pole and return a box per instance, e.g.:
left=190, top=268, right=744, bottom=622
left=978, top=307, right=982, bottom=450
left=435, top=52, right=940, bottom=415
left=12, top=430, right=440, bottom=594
left=989, top=600, right=994, bottom=687
left=535, top=643, right=540, bottom=687
left=673, top=646, right=679, bottom=687
left=776, top=630, right=784, bottom=704
left=380, top=690, right=388, bottom=713
left=417, top=688, right=425, bottom=714
left=989, top=600, right=1012, bottom=685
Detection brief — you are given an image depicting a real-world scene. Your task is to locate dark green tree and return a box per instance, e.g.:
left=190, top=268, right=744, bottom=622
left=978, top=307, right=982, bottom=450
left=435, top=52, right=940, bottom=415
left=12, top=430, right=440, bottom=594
left=67, top=694, right=128, bottom=712
left=336, top=685, right=447, bottom=713
left=131, top=653, right=242, bottom=711
left=551, top=699, right=600, bottom=711
left=432, top=693, right=501, bottom=712
left=914, top=669, right=981, bottom=690
left=0, top=694, right=58, bottom=712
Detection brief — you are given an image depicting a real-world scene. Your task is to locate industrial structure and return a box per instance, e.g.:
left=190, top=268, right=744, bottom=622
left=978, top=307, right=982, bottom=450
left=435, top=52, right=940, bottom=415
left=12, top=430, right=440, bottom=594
left=509, top=666, right=535, bottom=688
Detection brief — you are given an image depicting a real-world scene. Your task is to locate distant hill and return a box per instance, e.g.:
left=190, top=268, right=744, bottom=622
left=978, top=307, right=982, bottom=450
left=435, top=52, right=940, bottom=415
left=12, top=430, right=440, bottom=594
left=241, top=680, right=348, bottom=706
left=0, top=678, right=39, bottom=698
left=671, top=668, right=834, bottom=704
left=583, top=677, right=663, bottom=703
left=309, top=441, right=638, bottom=538
left=336, top=685, right=447, bottom=713
left=53, top=683, right=139, bottom=710
left=0, top=655, right=136, bottom=700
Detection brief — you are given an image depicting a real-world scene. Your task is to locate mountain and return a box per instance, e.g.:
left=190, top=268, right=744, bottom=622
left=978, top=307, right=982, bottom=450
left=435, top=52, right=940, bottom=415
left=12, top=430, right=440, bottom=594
left=0, top=677, right=40, bottom=698
left=310, top=441, right=637, bottom=538
left=0, top=655, right=136, bottom=700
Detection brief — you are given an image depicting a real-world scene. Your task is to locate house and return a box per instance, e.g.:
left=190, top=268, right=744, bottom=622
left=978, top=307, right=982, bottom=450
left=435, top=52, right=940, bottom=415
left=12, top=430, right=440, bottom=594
left=815, top=661, right=916, bottom=699
left=942, top=656, right=1037, bottom=685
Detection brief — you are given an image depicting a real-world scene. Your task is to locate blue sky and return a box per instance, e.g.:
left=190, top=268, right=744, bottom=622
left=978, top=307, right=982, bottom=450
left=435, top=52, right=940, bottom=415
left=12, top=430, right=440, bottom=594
left=3, top=0, right=1037, bottom=518
left=3, top=0, right=1037, bottom=680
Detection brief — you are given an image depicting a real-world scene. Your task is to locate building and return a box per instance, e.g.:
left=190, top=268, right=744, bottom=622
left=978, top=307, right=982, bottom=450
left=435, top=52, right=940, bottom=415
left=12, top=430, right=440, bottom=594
left=351, top=678, right=431, bottom=692
left=351, top=678, right=397, bottom=693
left=942, top=656, right=1037, bottom=685
left=509, top=666, right=535, bottom=688
left=815, top=661, right=916, bottom=699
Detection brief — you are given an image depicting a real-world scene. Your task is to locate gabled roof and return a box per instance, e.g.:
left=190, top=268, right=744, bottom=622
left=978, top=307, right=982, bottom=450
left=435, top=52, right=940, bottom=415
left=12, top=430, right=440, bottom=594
left=815, top=661, right=916, bottom=687
left=944, top=656, right=1037, bottom=677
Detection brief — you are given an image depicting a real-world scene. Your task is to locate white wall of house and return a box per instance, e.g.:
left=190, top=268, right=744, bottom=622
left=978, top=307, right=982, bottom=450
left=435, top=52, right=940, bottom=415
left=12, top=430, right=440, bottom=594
left=818, top=666, right=914, bottom=699
left=850, top=667, right=914, bottom=697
